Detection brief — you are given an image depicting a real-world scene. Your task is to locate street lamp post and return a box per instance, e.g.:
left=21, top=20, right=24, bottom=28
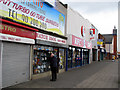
left=109, top=43, right=110, bottom=60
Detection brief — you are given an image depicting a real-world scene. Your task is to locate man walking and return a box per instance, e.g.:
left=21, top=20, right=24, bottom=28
left=50, top=53, right=58, bottom=81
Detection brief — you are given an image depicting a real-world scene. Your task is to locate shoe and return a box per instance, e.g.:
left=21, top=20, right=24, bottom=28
left=50, top=79, right=56, bottom=81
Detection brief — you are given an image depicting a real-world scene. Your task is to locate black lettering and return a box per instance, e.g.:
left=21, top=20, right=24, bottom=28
left=8, top=8, right=11, bottom=17
left=12, top=10, right=15, bottom=18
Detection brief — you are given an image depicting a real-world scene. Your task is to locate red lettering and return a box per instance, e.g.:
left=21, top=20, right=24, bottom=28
left=1, top=36, right=7, bottom=39
left=39, top=34, right=48, bottom=40
left=3, top=0, right=7, bottom=4
left=53, top=38, right=56, bottom=41
left=15, top=38, right=21, bottom=41
left=40, top=2, right=43, bottom=8
left=46, top=18, right=58, bottom=27
left=12, top=2, right=16, bottom=8
left=8, top=37, right=14, bottom=40
left=62, top=40, right=65, bottom=43
left=18, top=5, right=23, bottom=10
left=7, top=0, right=12, bottom=6
left=26, top=9, right=30, bottom=14
left=49, top=36, right=53, bottom=40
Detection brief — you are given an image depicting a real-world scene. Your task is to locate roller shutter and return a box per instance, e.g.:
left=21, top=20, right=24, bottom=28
left=2, top=42, right=30, bottom=88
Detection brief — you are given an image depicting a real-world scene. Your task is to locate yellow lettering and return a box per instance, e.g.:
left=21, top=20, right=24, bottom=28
left=0, top=25, right=4, bottom=30
left=8, top=27, right=11, bottom=31
left=4, top=25, right=8, bottom=30
left=12, top=28, right=16, bottom=32
left=1, top=25, right=4, bottom=30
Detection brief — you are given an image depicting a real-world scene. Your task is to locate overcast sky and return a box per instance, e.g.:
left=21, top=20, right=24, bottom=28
left=60, top=0, right=118, bottom=34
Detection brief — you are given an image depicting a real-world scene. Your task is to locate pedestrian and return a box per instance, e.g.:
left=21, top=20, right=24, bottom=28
left=57, top=57, right=60, bottom=73
left=49, top=53, right=58, bottom=81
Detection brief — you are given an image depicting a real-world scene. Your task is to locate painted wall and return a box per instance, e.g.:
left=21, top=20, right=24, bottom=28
left=91, top=29, right=98, bottom=49
left=67, top=6, right=91, bottom=43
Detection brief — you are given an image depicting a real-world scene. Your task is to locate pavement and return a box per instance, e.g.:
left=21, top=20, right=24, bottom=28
left=7, top=60, right=118, bottom=88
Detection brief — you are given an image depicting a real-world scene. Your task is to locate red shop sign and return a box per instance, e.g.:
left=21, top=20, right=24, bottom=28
left=72, top=35, right=84, bottom=47
left=0, top=23, right=36, bottom=39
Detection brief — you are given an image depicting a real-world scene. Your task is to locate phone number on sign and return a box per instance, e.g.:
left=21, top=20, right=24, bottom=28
left=8, top=8, right=47, bottom=29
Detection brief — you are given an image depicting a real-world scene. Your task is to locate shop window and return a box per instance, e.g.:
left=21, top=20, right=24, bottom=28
left=53, top=48, right=58, bottom=58
left=76, top=48, right=81, bottom=67
left=72, top=48, right=76, bottom=67
left=83, top=49, right=89, bottom=65
left=59, top=49, right=65, bottom=69
left=33, top=45, right=52, bottom=74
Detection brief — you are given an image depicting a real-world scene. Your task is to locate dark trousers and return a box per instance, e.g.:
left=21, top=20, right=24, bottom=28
left=51, top=67, right=57, bottom=80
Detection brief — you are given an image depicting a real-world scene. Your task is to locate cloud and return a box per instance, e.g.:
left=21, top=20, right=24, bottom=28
left=82, top=10, right=118, bottom=34
left=60, top=1, right=118, bottom=34
left=67, top=2, right=118, bottom=14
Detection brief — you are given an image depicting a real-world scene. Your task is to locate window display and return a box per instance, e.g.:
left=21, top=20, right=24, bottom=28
left=53, top=48, right=58, bottom=58
left=33, top=45, right=52, bottom=74
left=59, top=49, right=64, bottom=69
left=33, top=45, right=65, bottom=74
left=76, top=49, right=81, bottom=66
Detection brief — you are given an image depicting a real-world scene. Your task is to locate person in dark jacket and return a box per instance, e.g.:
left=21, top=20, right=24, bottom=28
left=50, top=53, right=58, bottom=81
left=57, top=57, right=60, bottom=73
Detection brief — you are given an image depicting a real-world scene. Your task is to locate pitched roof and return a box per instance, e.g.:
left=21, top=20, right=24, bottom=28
left=102, top=34, right=113, bottom=44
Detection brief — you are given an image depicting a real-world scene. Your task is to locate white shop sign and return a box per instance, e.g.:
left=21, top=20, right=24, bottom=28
left=0, top=33, right=35, bottom=44
left=36, top=32, right=66, bottom=44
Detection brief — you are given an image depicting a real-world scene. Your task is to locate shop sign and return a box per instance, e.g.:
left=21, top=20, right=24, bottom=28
left=97, top=39, right=103, bottom=46
left=0, top=23, right=36, bottom=39
left=72, top=35, right=92, bottom=49
left=72, top=35, right=84, bottom=47
left=90, top=27, right=96, bottom=40
left=36, top=32, right=66, bottom=44
left=0, top=33, right=35, bottom=44
left=81, top=26, right=85, bottom=37
left=0, top=0, right=65, bottom=36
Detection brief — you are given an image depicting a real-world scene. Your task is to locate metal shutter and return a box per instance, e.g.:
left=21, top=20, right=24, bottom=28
left=2, top=42, right=30, bottom=88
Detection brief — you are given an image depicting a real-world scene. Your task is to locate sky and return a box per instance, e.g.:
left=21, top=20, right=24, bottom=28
left=59, top=0, right=118, bottom=34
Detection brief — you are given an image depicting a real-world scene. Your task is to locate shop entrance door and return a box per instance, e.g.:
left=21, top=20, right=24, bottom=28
left=75, top=48, right=82, bottom=67
left=92, top=49, right=97, bottom=61
left=67, top=48, right=72, bottom=69
left=83, top=49, right=89, bottom=65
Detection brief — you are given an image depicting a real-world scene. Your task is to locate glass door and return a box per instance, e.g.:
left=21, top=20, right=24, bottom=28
left=68, top=47, right=72, bottom=68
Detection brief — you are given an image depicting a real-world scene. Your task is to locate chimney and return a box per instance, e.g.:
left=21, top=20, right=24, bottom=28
left=113, top=26, right=117, bottom=35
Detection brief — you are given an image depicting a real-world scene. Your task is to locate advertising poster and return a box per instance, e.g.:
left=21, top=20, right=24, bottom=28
left=0, top=0, right=65, bottom=36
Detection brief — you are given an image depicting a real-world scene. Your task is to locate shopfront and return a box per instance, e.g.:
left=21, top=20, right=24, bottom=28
left=67, top=46, right=82, bottom=69
left=0, top=0, right=67, bottom=88
left=92, top=49, right=97, bottom=61
left=0, top=22, right=36, bottom=88
left=83, top=49, right=89, bottom=65
left=66, top=35, right=92, bottom=70
left=32, top=32, right=67, bottom=79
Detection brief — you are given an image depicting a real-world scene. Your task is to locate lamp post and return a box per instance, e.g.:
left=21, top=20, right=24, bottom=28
left=109, top=43, right=110, bottom=60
